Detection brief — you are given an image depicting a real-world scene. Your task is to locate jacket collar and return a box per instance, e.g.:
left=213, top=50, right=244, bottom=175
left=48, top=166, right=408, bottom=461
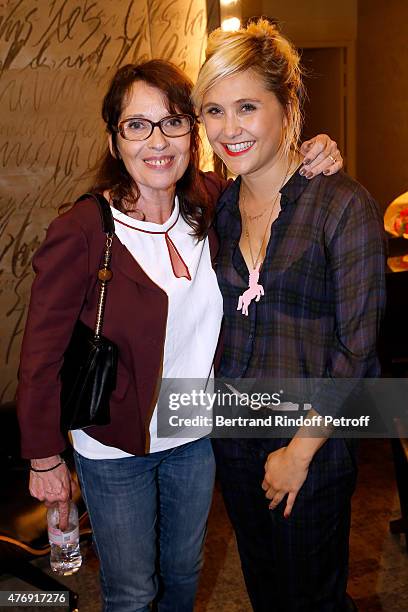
left=111, top=236, right=165, bottom=291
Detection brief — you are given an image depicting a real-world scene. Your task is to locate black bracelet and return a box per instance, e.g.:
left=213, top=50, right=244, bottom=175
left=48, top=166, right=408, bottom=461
left=30, top=460, right=65, bottom=473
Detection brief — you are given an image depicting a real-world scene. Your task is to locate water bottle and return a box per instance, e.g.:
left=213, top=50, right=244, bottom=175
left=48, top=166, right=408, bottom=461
left=47, top=501, right=82, bottom=575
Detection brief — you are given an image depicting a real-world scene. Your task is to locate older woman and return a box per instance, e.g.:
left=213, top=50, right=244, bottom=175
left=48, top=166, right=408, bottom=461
left=18, top=58, right=340, bottom=611
left=192, top=19, right=386, bottom=612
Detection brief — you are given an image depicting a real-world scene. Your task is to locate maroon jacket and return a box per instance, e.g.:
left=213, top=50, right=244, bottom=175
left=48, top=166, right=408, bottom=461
left=17, top=172, right=226, bottom=459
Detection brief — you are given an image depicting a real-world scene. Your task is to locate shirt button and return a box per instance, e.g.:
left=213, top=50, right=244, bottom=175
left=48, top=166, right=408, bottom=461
left=248, top=334, right=254, bottom=341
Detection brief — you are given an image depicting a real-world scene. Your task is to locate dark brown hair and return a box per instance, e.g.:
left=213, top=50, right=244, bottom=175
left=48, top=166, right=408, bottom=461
left=91, top=60, right=213, bottom=239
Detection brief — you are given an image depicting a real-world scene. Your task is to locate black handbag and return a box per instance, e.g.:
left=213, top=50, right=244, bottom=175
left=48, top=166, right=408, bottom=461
left=60, top=193, right=118, bottom=431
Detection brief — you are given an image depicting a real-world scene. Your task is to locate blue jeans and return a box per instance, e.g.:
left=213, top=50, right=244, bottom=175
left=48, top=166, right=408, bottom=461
left=74, top=438, right=215, bottom=612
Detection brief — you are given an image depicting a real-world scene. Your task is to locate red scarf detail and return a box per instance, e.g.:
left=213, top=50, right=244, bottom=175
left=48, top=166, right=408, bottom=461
left=114, top=214, right=191, bottom=280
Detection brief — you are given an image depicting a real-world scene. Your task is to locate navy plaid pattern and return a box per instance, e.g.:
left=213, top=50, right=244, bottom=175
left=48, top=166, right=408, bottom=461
left=213, top=437, right=357, bottom=612
left=215, top=170, right=387, bottom=416
left=213, top=170, right=386, bottom=611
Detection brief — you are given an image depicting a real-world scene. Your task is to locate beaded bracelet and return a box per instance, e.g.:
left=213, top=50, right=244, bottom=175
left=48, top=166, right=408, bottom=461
left=30, top=459, right=65, bottom=473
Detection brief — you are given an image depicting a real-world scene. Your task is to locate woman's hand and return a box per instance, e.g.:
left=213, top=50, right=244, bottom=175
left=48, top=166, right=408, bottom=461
left=30, top=455, right=78, bottom=530
left=263, top=413, right=328, bottom=518
left=299, top=134, right=343, bottom=178
left=261, top=446, right=310, bottom=519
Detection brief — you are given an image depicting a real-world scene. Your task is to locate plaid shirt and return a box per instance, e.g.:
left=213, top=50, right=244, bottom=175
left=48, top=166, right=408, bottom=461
left=215, top=170, right=387, bottom=417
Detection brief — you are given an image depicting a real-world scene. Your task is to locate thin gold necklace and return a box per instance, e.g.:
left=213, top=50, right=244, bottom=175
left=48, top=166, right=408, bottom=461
left=245, top=206, right=269, bottom=222
left=240, top=165, right=290, bottom=271
left=237, top=163, right=291, bottom=316
left=241, top=189, right=281, bottom=270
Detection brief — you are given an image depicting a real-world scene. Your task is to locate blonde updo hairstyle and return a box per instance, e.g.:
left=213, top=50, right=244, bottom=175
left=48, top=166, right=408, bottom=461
left=192, top=18, right=305, bottom=155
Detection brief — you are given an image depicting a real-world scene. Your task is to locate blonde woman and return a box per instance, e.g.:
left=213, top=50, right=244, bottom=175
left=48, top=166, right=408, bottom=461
left=193, top=19, right=386, bottom=612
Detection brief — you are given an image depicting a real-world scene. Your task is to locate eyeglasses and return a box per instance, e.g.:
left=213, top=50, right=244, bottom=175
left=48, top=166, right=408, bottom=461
left=115, top=114, right=195, bottom=141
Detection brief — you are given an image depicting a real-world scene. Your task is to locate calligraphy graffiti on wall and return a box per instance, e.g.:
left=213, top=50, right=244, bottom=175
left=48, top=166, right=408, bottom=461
left=0, top=0, right=207, bottom=401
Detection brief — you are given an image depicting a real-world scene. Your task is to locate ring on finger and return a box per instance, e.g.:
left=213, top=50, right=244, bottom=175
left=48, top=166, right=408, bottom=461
left=328, top=154, right=337, bottom=164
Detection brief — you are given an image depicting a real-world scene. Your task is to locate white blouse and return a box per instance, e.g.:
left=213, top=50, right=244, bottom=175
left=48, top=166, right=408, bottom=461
left=71, top=197, right=223, bottom=458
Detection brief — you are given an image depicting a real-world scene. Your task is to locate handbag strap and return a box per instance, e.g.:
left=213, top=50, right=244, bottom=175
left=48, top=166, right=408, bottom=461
left=75, top=192, right=115, bottom=339
left=76, top=192, right=115, bottom=235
